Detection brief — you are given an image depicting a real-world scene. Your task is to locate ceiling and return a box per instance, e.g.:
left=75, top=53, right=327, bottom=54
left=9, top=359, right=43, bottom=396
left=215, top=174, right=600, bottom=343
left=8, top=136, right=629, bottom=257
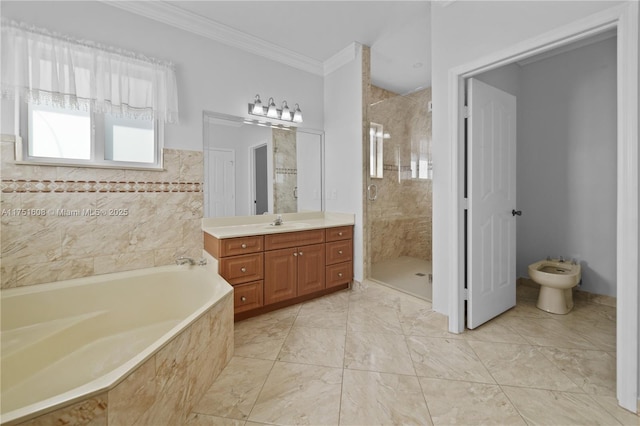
left=109, top=1, right=431, bottom=95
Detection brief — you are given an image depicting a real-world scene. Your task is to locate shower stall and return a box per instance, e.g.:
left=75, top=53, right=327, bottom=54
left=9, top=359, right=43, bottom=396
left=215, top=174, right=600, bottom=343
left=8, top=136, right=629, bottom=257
left=365, top=85, right=433, bottom=301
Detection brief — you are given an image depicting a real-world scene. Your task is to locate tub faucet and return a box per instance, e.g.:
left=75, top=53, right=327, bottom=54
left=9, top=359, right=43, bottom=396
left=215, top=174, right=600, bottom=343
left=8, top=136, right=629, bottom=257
left=176, top=256, right=195, bottom=266
left=273, top=214, right=283, bottom=226
left=176, top=257, right=207, bottom=266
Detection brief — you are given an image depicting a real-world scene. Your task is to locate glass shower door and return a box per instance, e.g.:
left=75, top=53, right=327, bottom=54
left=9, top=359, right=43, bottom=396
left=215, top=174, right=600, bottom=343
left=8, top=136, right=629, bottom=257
left=365, top=88, right=433, bottom=301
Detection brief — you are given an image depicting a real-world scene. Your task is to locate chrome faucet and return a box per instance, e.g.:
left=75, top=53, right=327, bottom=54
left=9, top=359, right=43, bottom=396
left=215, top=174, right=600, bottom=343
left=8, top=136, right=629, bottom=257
left=176, top=256, right=207, bottom=266
left=273, top=214, right=283, bottom=226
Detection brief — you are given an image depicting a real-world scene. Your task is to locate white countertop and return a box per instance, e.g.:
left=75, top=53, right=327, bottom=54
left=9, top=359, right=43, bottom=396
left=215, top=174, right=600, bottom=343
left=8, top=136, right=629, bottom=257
left=202, top=212, right=355, bottom=239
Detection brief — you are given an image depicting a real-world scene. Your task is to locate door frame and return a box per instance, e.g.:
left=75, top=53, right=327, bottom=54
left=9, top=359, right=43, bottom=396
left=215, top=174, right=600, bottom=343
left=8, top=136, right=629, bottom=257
left=249, top=142, right=269, bottom=215
left=447, top=3, right=638, bottom=411
left=249, top=141, right=272, bottom=215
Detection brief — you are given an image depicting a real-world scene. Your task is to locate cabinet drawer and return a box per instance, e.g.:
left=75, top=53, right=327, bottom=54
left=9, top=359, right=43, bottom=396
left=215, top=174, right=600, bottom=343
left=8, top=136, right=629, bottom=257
left=233, top=280, right=263, bottom=313
left=219, top=253, right=264, bottom=285
left=326, top=261, right=353, bottom=288
left=326, top=240, right=353, bottom=265
left=220, top=235, right=264, bottom=257
left=265, top=229, right=325, bottom=250
left=326, top=226, right=353, bottom=242
left=204, top=233, right=263, bottom=258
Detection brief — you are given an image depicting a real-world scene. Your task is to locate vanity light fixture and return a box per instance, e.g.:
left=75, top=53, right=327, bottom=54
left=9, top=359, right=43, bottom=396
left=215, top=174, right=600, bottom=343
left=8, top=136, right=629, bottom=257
left=251, top=94, right=264, bottom=115
left=248, top=94, right=303, bottom=123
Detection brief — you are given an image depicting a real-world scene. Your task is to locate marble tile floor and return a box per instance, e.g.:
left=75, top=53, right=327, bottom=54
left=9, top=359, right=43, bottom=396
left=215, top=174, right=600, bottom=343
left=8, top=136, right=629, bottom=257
left=188, top=280, right=638, bottom=426
left=371, top=256, right=432, bottom=302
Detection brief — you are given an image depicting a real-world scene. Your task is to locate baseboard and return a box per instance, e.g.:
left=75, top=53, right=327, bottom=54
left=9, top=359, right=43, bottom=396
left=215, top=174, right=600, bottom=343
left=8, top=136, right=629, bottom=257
left=517, top=276, right=616, bottom=308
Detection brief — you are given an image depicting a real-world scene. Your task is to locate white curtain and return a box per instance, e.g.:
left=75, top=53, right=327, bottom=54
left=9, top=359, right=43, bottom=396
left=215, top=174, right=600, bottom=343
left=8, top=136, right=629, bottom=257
left=1, top=19, right=179, bottom=124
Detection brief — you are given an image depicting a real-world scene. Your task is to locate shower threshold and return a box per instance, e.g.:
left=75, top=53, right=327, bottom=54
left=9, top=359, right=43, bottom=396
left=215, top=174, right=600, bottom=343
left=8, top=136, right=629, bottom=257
left=370, top=256, right=432, bottom=302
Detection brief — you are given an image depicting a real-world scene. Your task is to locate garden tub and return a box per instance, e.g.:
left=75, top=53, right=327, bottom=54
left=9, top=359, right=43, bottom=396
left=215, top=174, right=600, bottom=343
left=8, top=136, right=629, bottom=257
left=1, top=254, right=234, bottom=425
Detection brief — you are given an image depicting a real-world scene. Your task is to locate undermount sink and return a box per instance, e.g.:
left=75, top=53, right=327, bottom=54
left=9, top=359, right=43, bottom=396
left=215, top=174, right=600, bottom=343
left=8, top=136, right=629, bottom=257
left=263, top=222, right=310, bottom=229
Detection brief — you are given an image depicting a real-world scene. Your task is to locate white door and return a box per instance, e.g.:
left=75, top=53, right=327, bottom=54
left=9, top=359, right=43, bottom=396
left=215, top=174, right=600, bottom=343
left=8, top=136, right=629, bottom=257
left=209, top=149, right=235, bottom=217
left=467, top=78, right=517, bottom=329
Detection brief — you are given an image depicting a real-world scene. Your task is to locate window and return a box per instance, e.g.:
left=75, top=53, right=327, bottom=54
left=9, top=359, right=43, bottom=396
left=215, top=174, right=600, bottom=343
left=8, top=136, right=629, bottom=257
left=369, top=122, right=384, bottom=178
left=22, top=103, right=160, bottom=168
left=2, top=19, right=178, bottom=169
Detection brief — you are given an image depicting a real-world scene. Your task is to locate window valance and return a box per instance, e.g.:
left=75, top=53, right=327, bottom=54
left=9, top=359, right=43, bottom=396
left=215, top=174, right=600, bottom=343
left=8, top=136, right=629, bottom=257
left=1, top=19, right=179, bottom=123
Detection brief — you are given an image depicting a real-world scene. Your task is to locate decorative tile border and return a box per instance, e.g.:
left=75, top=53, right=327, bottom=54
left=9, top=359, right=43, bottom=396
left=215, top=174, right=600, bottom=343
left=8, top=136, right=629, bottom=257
left=1, top=179, right=203, bottom=193
left=383, top=164, right=412, bottom=172
left=275, top=168, right=297, bottom=175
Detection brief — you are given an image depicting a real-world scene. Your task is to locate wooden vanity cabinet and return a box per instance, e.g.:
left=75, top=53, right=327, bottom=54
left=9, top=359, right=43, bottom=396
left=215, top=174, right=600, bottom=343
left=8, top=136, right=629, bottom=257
left=204, top=225, right=353, bottom=320
left=204, top=233, right=265, bottom=311
left=264, top=230, right=326, bottom=304
left=325, top=226, right=354, bottom=288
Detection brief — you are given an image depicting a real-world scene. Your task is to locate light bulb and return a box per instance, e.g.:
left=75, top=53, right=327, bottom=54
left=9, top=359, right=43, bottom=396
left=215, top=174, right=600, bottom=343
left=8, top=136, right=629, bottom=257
left=252, top=94, right=264, bottom=115
left=281, top=101, right=292, bottom=121
left=292, top=104, right=303, bottom=123
left=267, top=97, right=278, bottom=118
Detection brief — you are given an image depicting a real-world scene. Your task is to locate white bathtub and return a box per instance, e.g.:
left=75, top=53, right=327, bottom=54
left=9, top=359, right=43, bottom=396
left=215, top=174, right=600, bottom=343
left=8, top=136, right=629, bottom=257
left=1, top=255, right=234, bottom=425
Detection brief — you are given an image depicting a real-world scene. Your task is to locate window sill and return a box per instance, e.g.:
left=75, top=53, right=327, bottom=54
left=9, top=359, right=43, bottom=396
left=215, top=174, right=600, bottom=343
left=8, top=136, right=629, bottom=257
left=14, top=160, right=165, bottom=172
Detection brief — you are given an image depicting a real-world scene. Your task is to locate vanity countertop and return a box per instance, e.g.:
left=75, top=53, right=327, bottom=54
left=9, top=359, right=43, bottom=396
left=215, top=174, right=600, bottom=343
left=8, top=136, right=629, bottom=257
left=202, top=212, right=355, bottom=239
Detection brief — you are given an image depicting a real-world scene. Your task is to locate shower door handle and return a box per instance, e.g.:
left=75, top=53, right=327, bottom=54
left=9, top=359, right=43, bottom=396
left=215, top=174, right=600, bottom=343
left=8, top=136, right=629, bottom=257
left=367, top=184, right=378, bottom=201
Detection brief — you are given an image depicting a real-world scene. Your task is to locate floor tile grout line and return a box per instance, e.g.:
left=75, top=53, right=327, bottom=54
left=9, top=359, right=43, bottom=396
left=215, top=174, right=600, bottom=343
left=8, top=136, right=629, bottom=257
left=336, top=287, right=352, bottom=426
left=534, top=345, right=616, bottom=397
left=243, top=306, right=300, bottom=425
left=414, top=372, right=436, bottom=426
left=463, top=328, right=535, bottom=425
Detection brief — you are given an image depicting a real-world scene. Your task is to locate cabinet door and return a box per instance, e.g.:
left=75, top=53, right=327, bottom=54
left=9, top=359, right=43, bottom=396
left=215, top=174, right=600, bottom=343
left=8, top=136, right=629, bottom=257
left=264, top=248, right=297, bottom=305
left=233, top=280, right=264, bottom=313
left=326, top=226, right=353, bottom=242
left=326, top=261, right=353, bottom=288
left=219, top=253, right=263, bottom=285
left=326, top=240, right=353, bottom=265
left=297, top=244, right=325, bottom=296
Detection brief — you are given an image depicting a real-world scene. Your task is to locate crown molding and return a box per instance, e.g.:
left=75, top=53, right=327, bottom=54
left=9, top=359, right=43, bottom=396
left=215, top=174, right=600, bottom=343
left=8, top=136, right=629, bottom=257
left=324, top=42, right=361, bottom=76
left=102, top=1, right=324, bottom=75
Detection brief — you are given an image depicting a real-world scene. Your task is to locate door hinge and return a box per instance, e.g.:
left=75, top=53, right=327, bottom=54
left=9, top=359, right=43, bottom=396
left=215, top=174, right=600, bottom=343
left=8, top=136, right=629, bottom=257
left=463, top=288, right=469, bottom=300
left=462, top=198, right=469, bottom=210
left=464, top=105, right=470, bottom=118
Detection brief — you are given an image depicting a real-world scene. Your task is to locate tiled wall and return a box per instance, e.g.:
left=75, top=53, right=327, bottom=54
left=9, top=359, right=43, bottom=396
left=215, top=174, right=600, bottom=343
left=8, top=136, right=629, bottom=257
left=272, top=128, right=297, bottom=214
left=368, top=86, right=433, bottom=264
left=0, top=136, right=204, bottom=289
left=271, top=125, right=298, bottom=213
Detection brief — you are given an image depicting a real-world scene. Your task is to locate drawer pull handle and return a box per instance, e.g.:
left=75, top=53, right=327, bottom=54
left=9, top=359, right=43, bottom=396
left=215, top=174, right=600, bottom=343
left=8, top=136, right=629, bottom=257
left=240, top=296, right=247, bottom=302
left=338, top=250, right=343, bottom=255
left=241, top=267, right=247, bottom=273
left=241, top=243, right=247, bottom=249
left=338, top=272, right=343, bottom=277
left=338, top=232, right=343, bottom=236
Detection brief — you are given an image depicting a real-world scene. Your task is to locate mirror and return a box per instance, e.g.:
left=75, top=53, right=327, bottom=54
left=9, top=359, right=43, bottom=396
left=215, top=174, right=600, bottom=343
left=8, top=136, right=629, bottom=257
left=203, top=111, right=324, bottom=217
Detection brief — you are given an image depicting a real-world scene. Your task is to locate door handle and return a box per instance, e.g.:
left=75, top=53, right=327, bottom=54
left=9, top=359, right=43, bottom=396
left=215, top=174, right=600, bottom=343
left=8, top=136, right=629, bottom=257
left=512, top=209, right=522, bottom=216
left=367, top=184, right=378, bottom=201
